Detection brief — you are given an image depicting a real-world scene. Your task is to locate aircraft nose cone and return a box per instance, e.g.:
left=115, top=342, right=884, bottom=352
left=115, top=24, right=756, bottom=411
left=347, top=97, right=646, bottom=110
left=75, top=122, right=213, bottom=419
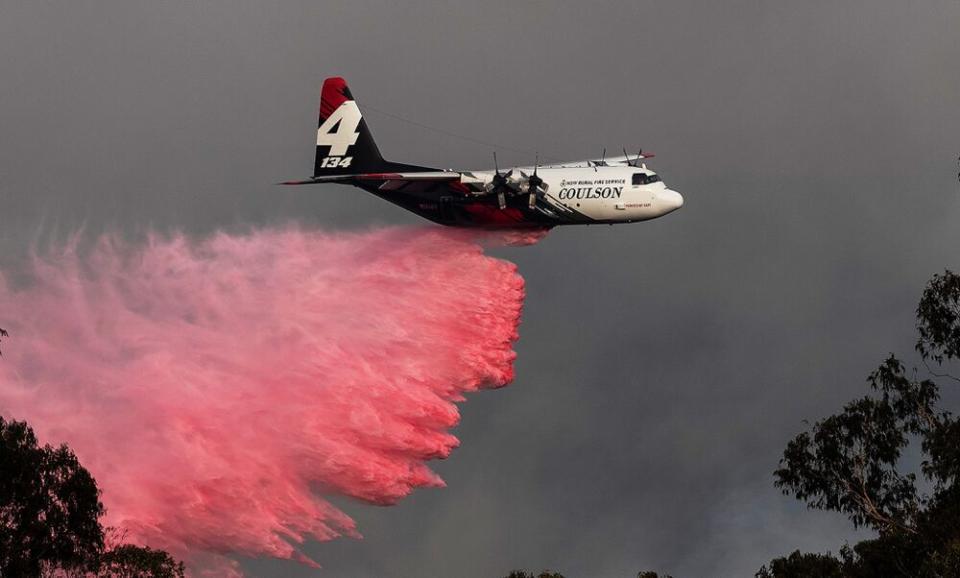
left=660, top=189, right=684, bottom=212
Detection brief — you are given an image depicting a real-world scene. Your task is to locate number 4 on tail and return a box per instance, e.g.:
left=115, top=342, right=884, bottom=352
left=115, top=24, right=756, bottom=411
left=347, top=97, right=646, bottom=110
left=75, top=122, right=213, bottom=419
left=317, top=101, right=362, bottom=156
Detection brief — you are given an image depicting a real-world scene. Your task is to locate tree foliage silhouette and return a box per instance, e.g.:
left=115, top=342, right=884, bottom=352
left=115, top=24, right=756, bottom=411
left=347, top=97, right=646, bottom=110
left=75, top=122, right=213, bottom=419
left=0, top=416, right=104, bottom=576
left=763, top=270, right=960, bottom=577
left=0, top=417, right=184, bottom=578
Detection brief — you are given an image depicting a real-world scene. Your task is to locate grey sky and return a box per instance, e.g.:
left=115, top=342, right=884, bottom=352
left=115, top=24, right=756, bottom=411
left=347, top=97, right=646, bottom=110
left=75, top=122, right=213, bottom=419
left=2, top=1, right=959, bottom=576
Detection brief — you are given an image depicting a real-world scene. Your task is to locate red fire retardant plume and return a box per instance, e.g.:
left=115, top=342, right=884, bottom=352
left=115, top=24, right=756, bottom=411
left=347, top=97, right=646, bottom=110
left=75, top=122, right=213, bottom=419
left=0, top=226, right=528, bottom=575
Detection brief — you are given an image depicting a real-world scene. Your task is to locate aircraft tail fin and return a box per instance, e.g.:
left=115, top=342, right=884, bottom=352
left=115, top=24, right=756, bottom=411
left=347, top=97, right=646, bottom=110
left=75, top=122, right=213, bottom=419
left=312, top=77, right=432, bottom=178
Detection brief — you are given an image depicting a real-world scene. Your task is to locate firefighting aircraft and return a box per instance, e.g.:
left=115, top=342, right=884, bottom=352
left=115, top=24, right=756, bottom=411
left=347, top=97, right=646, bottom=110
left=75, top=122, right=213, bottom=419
left=283, top=77, right=684, bottom=228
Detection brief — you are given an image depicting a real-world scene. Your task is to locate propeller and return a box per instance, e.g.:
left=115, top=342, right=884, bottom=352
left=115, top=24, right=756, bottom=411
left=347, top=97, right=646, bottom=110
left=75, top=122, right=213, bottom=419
left=527, top=154, right=546, bottom=208
left=484, top=152, right=550, bottom=210
left=593, top=147, right=606, bottom=172
left=623, top=147, right=646, bottom=166
left=485, top=152, right=518, bottom=209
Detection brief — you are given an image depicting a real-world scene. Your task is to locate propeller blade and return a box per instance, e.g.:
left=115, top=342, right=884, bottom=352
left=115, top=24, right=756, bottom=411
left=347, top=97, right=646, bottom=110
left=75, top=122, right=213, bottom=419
left=497, top=191, right=506, bottom=209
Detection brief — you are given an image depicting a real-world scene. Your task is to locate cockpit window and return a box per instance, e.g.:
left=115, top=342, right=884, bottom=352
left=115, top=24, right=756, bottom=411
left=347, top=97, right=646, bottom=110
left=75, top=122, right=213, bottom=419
left=632, top=173, right=661, bottom=185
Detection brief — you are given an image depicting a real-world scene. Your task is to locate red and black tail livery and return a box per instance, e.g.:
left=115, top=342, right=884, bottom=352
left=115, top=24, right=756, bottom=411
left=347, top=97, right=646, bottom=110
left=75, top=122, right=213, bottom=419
left=313, top=77, right=431, bottom=177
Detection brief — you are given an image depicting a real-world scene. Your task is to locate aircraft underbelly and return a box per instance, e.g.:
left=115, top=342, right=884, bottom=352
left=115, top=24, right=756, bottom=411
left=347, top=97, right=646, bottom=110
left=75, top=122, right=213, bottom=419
left=364, top=186, right=555, bottom=228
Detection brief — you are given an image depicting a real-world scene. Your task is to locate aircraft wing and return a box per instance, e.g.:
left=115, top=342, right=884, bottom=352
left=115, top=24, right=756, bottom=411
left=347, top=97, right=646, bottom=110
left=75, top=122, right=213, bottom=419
left=536, top=152, right=655, bottom=169
left=282, top=171, right=462, bottom=185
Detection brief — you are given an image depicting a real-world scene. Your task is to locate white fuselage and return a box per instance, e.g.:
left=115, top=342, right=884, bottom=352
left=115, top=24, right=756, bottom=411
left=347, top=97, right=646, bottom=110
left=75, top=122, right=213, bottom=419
left=465, top=159, right=684, bottom=224
left=533, top=166, right=683, bottom=223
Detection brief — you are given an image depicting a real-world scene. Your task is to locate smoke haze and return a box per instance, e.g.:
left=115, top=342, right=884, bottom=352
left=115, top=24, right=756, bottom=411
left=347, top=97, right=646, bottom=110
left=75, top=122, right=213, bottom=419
left=2, top=2, right=959, bottom=576
left=0, top=227, right=525, bottom=574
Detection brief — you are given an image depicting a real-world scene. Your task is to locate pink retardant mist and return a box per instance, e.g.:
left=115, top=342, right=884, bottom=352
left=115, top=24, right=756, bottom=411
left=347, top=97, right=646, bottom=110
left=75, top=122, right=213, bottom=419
left=0, top=225, right=537, bottom=575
